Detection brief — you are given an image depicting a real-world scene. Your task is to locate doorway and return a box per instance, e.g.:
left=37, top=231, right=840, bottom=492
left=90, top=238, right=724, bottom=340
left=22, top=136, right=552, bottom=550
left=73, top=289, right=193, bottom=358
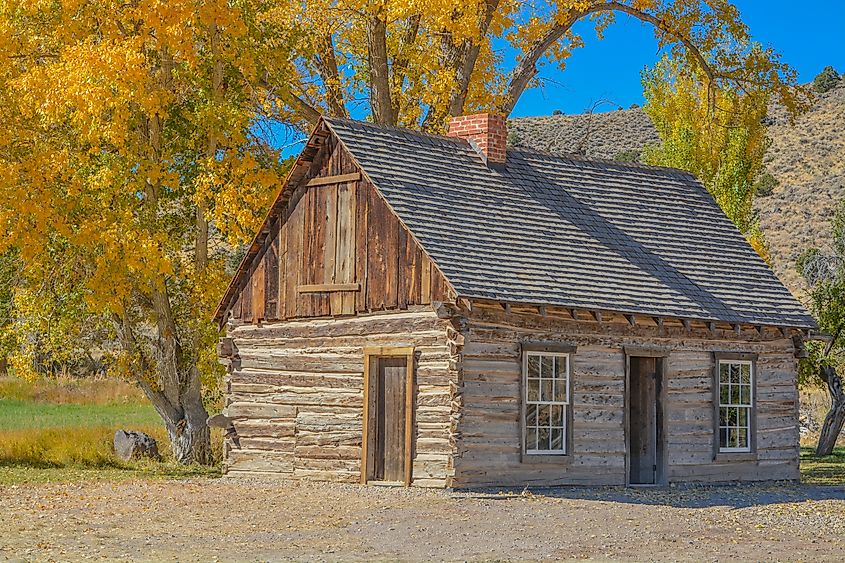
left=362, top=349, right=414, bottom=485
left=628, top=356, right=665, bottom=485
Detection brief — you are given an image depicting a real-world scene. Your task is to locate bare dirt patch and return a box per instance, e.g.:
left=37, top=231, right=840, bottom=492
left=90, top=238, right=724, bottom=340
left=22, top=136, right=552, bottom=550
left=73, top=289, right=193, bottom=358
left=2, top=478, right=845, bottom=561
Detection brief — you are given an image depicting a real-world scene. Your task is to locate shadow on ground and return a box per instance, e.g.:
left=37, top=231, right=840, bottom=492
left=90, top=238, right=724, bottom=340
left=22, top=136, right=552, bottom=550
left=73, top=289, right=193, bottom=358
left=458, top=482, right=845, bottom=509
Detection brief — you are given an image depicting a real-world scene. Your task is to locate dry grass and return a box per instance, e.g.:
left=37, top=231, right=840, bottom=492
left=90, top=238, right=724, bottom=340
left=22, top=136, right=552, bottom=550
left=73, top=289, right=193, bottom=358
left=0, top=375, right=145, bottom=405
left=0, top=376, right=223, bottom=479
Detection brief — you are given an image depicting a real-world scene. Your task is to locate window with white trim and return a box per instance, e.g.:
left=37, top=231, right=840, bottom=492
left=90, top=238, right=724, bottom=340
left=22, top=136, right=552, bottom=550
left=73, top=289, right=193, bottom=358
left=523, top=351, right=570, bottom=454
left=718, top=360, right=753, bottom=452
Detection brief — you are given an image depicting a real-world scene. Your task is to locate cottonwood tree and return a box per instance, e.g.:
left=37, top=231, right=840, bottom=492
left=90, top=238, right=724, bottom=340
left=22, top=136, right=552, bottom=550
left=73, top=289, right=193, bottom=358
left=798, top=201, right=845, bottom=456
left=640, top=55, right=785, bottom=260
left=0, top=0, right=292, bottom=463
left=269, top=0, right=805, bottom=130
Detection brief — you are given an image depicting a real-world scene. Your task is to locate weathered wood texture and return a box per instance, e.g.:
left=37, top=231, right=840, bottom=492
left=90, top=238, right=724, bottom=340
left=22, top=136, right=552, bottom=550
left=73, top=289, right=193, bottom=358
left=227, top=138, right=451, bottom=323
left=221, top=309, right=455, bottom=488
left=451, top=305, right=800, bottom=488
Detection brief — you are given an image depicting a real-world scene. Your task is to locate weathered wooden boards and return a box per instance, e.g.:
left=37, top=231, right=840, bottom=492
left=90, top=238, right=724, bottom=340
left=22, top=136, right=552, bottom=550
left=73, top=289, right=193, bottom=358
left=221, top=309, right=455, bottom=488
left=228, top=138, right=450, bottom=324
left=450, top=305, right=799, bottom=487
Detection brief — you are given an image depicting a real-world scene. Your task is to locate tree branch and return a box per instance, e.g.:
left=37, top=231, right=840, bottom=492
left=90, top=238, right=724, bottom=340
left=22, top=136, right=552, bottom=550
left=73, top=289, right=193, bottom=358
left=313, top=33, right=349, bottom=118
left=499, top=1, right=719, bottom=116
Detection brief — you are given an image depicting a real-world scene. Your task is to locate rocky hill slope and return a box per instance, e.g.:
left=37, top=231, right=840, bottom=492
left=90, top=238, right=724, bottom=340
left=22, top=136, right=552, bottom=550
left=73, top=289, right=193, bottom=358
left=510, top=83, right=845, bottom=300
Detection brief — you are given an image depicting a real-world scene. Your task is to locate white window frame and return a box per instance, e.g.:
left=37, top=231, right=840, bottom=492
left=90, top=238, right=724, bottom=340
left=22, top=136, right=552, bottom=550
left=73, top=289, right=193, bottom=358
left=717, top=359, right=754, bottom=453
left=522, top=351, right=570, bottom=456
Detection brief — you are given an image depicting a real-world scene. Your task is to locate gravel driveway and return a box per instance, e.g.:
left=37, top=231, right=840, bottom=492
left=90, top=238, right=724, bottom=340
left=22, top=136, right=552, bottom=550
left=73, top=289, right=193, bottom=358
left=2, top=478, right=845, bottom=561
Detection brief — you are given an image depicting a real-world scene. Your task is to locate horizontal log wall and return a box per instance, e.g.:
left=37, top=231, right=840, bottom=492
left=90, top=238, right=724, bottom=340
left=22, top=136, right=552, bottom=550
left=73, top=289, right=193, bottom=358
left=451, top=305, right=800, bottom=487
left=228, top=135, right=451, bottom=323
left=221, top=308, right=455, bottom=488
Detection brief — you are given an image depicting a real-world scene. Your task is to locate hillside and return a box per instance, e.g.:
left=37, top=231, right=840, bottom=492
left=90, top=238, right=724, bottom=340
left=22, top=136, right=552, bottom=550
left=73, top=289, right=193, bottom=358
left=510, top=82, right=845, bottom=300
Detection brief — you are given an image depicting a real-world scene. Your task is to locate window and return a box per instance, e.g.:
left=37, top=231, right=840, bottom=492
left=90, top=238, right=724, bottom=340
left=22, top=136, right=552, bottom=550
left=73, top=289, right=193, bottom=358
left=523, top=351, right=570, bottom=455
left=718, top=360, right=753, bottom=452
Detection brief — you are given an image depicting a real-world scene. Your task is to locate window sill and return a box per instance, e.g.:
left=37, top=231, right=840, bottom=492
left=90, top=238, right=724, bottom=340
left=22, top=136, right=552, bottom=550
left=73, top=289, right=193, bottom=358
left=520, top=453, right=573, bottom=465
left=715, top=452, right=757, bottom=462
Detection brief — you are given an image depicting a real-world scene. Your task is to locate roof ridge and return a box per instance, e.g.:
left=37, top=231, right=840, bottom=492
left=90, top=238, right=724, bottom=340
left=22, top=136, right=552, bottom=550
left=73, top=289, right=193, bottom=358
left=323, top=116, right=467, bottom=145
left=325, top=115, right=693, bottom=178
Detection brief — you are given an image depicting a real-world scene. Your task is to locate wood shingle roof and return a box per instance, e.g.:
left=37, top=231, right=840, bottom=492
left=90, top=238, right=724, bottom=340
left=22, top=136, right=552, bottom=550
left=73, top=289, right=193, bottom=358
left=325, top=117, right=815, bottom=329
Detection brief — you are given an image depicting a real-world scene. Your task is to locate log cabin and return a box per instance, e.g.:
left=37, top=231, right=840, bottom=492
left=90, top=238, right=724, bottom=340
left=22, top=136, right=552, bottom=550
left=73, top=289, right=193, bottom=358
left=214, top=113, right=816, bottom=488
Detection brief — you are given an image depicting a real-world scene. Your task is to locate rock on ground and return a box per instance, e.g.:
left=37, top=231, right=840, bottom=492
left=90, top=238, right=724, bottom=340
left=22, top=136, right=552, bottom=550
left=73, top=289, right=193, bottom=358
left=113, top=430, right=161, bottom=462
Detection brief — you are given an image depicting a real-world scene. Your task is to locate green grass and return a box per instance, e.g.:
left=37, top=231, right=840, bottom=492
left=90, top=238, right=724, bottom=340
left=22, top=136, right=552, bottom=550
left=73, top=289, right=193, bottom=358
left=0, top=398, right=160, bottom=430
left=800, top=446, right=845, bottom=485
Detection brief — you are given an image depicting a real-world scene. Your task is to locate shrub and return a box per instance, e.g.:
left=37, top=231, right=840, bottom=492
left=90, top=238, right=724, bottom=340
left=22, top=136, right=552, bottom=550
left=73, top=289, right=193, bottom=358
left=507, top=131, right=522, bottom=146
left=613, top=150, right=640, bottom=163
left=754, top=172, right=779, bottom=197
left=552, top=109, right=563, bottom=115
left=813, top=66, right=841, bottom=93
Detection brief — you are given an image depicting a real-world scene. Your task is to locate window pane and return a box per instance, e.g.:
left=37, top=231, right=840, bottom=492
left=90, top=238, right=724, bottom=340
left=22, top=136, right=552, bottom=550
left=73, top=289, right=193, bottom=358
left=554, top=376, right=567, bottom=402
left=731, top=384, right=741, bottom=405
left=528, top=355, right=540, bottom=378
left=551, top=404, right=563, bottom=427
left=740, top=364, right=751, bottom=384
left=738, top=428, right=748, bottom=449
left=526, top=404, right=537, bottom=427
left=541, top=356, right=554, bottom=379
left=728, top=427, right=738, bottom=448
left=527, top=378, right=539, bottom=402
left=555, top=356, right=568, bottom=380
left=551, top=427, right=563, bottom=450
left=537, top=405, right=550, bottom=427
left=738, top=407, right=748, bottom=428
left=719, top=363, right=729, bottom=384
left=526, top=426, right=537, bottom=451
left=541, top=379, right=553, bottom=402
left=740, top=385, right=750, bottom=406
left=538, top=427, right=550, bottom=450
left=720, top=427, right=728, bottom=448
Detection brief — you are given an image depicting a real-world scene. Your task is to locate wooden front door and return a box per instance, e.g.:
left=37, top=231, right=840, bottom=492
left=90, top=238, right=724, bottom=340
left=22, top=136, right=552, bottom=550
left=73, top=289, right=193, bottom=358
left=363, top=353, right=413, bottom=484
left=628, top=356, right=663, bottom=485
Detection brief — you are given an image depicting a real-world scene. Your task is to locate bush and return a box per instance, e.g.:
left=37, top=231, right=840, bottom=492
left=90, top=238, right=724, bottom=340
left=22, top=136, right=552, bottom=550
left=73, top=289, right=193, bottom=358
left=814, top=66, right=841, bottom=93
left=507, top=131, right=522, bottom=146
left=613, top=150, right=640, bottom=163
left=754, top=172, right=779, bottom=197
left=552, top=109, right=563, bottom=115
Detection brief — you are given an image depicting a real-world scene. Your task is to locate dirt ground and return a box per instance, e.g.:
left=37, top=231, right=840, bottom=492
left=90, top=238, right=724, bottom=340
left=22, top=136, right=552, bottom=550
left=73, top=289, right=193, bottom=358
left=2, top=477, right=845, bottom=562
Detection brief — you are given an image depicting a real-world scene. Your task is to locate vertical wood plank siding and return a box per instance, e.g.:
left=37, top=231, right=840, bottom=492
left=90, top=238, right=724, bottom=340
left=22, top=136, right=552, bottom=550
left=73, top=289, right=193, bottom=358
left=222, top=309, right=455, bottom=488
left=451, top=306, right=800, bottom=488
left=227, top=140, right=450, bottom=323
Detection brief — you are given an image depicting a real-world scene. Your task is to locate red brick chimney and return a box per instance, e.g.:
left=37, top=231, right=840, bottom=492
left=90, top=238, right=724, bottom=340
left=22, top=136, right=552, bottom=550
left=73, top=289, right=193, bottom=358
left=447, top=112, right=507, bottom=166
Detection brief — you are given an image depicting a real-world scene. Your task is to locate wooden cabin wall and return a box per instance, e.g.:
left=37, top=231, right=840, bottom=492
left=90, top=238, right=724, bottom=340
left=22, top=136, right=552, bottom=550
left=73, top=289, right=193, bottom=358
left=451, top=306, right=800, bottom=488
left=220, top=308, right=456, bottom=488
left=228, top=137, right=451, bottom=323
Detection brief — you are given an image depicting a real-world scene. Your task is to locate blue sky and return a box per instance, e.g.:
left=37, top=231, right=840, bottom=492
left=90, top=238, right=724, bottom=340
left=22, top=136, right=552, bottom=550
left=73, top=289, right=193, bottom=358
left=277, top=2, right=844, bottom=153
left=513, top=0, right=845, bottom=117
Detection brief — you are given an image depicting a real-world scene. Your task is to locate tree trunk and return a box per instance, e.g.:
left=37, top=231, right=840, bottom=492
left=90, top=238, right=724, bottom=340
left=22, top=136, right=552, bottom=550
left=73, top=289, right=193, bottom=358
left=366, top=15, right=394, bottom=125
left=165, top=369, right=211, bottom=465
left=816, top=365, right=845, bottom=456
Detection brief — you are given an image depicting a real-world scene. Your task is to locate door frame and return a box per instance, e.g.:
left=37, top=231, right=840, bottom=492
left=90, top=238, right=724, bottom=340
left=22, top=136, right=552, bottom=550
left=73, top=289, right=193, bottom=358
left=624, top=347, right=669, bottom=486
left=361, top=346, right=415, bottom=486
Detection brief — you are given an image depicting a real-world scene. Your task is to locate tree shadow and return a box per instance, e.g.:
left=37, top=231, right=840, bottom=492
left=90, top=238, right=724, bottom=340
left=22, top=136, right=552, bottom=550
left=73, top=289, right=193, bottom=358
left=509, top=153, right=746, bottom=322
